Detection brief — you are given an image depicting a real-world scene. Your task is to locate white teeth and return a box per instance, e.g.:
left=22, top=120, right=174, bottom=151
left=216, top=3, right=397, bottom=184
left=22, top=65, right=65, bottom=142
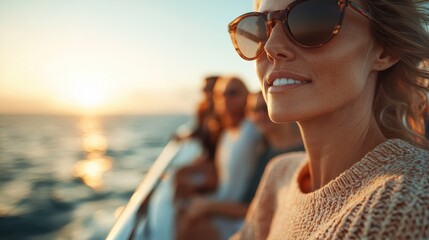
left=272, top=78, right=308, bottom=86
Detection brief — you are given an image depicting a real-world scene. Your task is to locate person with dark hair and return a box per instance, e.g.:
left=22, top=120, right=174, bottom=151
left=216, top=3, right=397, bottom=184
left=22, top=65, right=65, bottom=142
left=177, top=75, right=222, bottom=161
left=176, top=76, right=262, bottom=240
left=173, top=76, right=224, bottom=199
left=176, top=91, right=303, bottom=240
left=145, top=75, right=223, bottom=240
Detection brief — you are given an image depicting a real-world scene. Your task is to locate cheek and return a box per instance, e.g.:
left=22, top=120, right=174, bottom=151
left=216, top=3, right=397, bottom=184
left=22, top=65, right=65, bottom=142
left=308, top=30, right=375, bottom=94
left=314, top=62, right=370, bottom=107
left=316, top=49, right=373, bottom=94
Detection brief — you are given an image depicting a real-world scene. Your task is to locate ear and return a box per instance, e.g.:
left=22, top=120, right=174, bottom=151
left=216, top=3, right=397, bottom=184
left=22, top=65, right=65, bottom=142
left=372, top=44, right=400, bottom=71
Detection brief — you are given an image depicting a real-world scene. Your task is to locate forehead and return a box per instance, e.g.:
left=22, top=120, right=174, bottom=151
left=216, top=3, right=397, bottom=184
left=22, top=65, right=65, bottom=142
left=225, top=80, right=244, bottom=90
left=215, top=79, right=244, bottom=92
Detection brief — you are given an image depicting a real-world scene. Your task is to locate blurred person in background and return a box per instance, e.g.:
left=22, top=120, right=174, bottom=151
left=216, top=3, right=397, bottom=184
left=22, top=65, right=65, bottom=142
left=172, top=75, right=224, bottom=198
left=176, top=91, right=303, bottom=240
left=174, top=75, right=223, bottom=163
left=144, top=75, right=223, bottom=240
left=175, top=76, right=262, bottom=240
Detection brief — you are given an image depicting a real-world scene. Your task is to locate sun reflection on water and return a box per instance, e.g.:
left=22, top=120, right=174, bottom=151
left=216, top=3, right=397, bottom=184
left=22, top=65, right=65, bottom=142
left=73, top=117, right=112, bottom=190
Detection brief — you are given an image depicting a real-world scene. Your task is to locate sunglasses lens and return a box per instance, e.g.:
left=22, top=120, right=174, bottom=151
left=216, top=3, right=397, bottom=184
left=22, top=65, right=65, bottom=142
left=234, top=14, right=267, bottom=59
left=288, top=0, right=341, bottom=46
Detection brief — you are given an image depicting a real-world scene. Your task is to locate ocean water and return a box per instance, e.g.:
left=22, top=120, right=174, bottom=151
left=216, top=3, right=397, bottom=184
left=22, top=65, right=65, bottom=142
left=0, top=114, right=191, bottom=240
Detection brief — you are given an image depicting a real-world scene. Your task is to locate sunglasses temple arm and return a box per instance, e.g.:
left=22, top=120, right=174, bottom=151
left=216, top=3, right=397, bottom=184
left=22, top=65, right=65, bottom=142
left=349, top=0, right=381, bottom=25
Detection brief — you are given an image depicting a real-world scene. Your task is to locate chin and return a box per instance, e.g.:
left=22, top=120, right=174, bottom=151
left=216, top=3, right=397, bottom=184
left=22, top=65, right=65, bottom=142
left=268, top=111, right=291, bottom=123
left=268, top=103, right=308, bottom=123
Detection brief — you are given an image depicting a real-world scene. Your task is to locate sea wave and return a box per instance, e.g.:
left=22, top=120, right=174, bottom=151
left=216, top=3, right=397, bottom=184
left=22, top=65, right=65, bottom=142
left=0, top=114, right=190, bottom=240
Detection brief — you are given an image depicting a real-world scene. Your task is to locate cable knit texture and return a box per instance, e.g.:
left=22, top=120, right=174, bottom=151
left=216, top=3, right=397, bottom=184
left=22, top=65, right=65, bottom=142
left=231, top=139, right=429, bottom=240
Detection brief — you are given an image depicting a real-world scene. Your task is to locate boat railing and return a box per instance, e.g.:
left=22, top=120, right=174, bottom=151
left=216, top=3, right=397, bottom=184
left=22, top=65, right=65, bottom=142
left=106, top=139, right=182, bottom=240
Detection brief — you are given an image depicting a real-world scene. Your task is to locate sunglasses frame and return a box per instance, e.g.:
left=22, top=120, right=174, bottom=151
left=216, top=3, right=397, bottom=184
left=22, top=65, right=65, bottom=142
left=228, top=0, right=379, bottom=60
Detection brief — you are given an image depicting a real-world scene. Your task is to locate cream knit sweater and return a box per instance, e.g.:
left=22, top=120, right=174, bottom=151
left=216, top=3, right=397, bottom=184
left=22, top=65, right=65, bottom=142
left=232, top=139, right=429, bottom=240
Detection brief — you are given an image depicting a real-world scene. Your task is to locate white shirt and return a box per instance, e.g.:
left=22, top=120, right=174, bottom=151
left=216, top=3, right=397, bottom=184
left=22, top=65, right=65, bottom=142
left=212, top=119, right=261, bottom=201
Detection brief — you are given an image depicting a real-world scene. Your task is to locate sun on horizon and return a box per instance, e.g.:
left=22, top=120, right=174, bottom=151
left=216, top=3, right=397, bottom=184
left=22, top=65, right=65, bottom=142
left=56, top=72, right=113, bottom=115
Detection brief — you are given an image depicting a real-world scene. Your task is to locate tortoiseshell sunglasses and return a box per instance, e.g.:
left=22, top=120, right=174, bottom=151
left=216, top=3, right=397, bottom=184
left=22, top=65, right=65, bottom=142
left=228, top=0, right=378, bottom=60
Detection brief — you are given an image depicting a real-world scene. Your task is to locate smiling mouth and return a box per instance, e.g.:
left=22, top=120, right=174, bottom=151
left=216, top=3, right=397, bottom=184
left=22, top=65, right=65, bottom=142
left=272, top=78, right=310, bottom=86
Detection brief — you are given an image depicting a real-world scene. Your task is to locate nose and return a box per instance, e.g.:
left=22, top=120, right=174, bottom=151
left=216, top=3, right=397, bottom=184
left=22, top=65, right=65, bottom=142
left=264, top=19, right=296, bottom=62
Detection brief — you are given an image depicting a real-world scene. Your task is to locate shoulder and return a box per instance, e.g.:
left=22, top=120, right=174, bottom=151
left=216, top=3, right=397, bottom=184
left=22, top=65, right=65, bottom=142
left=360, top=139, right=429, bottom=179
left=262, top=151, right=306, bottom=188
left=269, top=151, right=306, bottom=166
left=378, top=141, right=429, bottom=208
left=354, top=174, right=429, bottom=239
left=236, top=152, right=306, bottom=239
left=266, top=151, right=306, bottom=171
left=346, top=140, right=429, bottom=238
left=362, top=139, right=429, bottom=207
left=381, top=139, right=429, bottom=178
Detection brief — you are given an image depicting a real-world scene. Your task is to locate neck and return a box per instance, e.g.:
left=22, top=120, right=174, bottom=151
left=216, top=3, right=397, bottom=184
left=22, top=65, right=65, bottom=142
left=300, top=111, right=385, bottom=191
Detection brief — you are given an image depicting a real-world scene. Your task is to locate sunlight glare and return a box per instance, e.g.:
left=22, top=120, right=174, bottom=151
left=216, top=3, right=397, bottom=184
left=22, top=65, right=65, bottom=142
left=73, top=117, right=113, bottom=191
left=70, top=79, right=107, bottom=109
left=56, top=72, right=113, bottom=114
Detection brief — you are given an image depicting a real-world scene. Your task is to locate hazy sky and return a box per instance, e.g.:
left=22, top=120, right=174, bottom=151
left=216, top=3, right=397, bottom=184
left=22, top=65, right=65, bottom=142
left=0, top=0, right=259, bottom=115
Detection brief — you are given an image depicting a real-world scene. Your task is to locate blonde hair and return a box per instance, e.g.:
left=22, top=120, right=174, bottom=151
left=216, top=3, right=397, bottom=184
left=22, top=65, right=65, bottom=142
left=253, top=0, right=429, bottom=148
left=367, top=0, right=429, bottom=148
left=254, top=0, right=261, bottom=11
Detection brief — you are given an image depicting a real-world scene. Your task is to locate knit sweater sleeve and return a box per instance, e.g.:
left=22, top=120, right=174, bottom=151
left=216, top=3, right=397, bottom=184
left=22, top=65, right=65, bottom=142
left=231, top=153, right=305, bottom=240
left=233, top=140, right=429, bottom=239
left=371, top=177, right=427, bottom=239
left=320, top=174, right=429, bottom=240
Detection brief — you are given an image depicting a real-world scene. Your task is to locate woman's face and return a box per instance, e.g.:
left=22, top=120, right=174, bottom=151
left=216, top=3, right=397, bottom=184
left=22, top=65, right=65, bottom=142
left=256, top=0, right=383, bottom=123
left=214, top=79, right=248, bottom=117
